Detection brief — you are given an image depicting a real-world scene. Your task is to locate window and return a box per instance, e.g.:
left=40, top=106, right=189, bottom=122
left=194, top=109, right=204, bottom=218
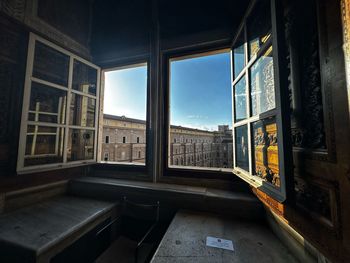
left=105, top=136, right=109, bottom=144
left=104, top=152, right=109, bottom=161
left=168, top=51, right=233, bottom=171
left=231, top=0, right=291, bottom=201
left=100, top=63, right=147, bottom=165
left=17, top=33, right=100, bottom=173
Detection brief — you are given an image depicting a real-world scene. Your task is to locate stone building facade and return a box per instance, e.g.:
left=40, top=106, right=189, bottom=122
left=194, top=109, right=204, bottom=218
left=101, top=114, right=233, bottom=168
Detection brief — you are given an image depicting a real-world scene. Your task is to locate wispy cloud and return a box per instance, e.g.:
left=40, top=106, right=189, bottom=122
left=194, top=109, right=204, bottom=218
left=186, top=115, right=209, bottom=120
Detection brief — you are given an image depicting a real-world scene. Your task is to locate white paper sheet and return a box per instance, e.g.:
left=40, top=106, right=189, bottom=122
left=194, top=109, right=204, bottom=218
left=206, top=236, right=234, bottom=251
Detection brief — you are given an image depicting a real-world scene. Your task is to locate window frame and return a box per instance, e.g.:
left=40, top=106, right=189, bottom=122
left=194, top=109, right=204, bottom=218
left=230, top=0, right=293, bottom=202
left=162, top=47, right=235, bottom=180
left=95, top=61, right=150, bottom=176
left=17, top=33, right=101, bottom=174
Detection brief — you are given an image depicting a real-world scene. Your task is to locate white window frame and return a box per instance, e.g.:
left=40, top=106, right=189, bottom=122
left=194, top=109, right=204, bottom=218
left=17, top=33, right=101, bottom=174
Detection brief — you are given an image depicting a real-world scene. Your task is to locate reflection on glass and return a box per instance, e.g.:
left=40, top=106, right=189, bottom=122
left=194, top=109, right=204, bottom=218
left=250, top=46, right=275, bottom=116
left=33, top=41, right=69, bottom=86
left=233, top=32, right=246, bottom=78
left=247, top=0, right=271, bottom=58
left=235, top=125, right=249, bottom=171
left=252, top=118, right=280, bottom=188
left=28, top=82, right=67, bottom=124
left=72, top=60, right=97, bottom=95
left=234, top=77, right=247, bottom=122
left=67, top=129, right=94, bottom=161
left=24, top=125, right=64, bottom=166
left=69, top=93, right=95, bottom=127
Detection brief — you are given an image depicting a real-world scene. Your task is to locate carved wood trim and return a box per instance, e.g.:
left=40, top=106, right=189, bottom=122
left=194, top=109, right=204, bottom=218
left=286, top=0, right=337, bottom=163
left=0, top=0, right=25, bottom=22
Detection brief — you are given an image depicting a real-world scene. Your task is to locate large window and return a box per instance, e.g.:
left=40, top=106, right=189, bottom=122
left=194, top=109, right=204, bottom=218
left=231, top=0, right=291, bottom=201
left=17, top=33, right=100, bottom=173
left=168, top=51, right=233, bottom=171
left=99, top=63, right=148, bottom=165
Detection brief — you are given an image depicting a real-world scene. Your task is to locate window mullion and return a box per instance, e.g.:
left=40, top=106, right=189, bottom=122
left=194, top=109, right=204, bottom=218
left=63, top=57, right=74, bottom=164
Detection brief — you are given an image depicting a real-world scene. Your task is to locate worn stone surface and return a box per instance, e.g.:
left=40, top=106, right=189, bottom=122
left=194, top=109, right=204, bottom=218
left=151, top=210, right=298, bottom=263
left=0, top=196, right=116, bottom=255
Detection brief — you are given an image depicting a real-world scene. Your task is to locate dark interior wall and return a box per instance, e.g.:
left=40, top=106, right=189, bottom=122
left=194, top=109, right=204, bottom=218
left=159, top=0, right=247, bottom=51
left=91, top=0, right=152, bottom=65
left=0, top=15, right=27, bottom=176
left=0, top=0, right=94, bottom=190
left=90, top=0, right=249, bottom=65
left=37, top=0, right=92, bottom=47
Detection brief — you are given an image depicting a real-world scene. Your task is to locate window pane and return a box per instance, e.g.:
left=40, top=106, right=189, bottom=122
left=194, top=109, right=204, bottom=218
left=28, top=82, right=67, bottom=124
left=233, top=32, right=246, bottom=78
left=69, top=93, right=96, bottom=127
left=24, top=125, right=64, bottom=166
left=67, top=129, right=94, bottom=161
left=250, top=46, right=275, bottom=116
left=234, top=77, right=247, bottom=122
left=72, top=60, right=97, bottom=95
left=235, top=125, right=249, bottom=171
left=169, top=52, right=233, bottom=170
left=247, top=0, right=271, bottom=59
left=101, top=64, right=147, bottom=165
left=252, top=117, right=280, bottom=188
left=33, top=41, right=69, bottom=86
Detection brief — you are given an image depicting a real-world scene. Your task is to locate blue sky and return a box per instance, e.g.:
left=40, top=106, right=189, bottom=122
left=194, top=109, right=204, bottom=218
left=103, top=52, right=232, bottom=131
left=104, top=65, right=147, bottom=120
left=170, top=52, right=232, bottom=131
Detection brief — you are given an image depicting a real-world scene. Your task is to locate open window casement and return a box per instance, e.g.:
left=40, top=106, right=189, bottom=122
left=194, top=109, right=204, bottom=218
left=231, top=0, right=293, bottom=202
left=17, top=33, right=101, bottom=173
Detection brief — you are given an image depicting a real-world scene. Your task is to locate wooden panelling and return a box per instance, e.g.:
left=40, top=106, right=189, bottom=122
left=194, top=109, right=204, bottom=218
left=255, top=0, right=350, bottom=262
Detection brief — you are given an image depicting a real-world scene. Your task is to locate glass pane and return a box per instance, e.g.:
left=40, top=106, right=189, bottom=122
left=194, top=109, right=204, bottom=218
left=252, top=117, right=280, bottom=188
left=235, top=125, right=249, bottom=171
left=67, top=129, right=95, bottom=161
left=102, top=64, right=148, bottom=165
left=234, top=77, right=247, bottom=122
left=250, top=46, right=275, bottom=116
left=169, top=52, right=233, bottom=170
left=247, top=0, right=271, bottom=59
left=24, top=125, right=64, bottom=166
left=72, top=60, right=97, bottom=95
left=28, top=82, right=67, bottom=124
left=69, top=93, right=96, bottom=127
left=33, top=41, right=69, bottom=86
left=233, top=32, right=246, bottom=78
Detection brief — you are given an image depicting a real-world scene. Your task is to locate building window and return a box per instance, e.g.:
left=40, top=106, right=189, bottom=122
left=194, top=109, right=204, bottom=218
left=100, top=63, right=148, bottom=165
left=105, top=136, right=109, bottom=144
left=138, top=151, right=141, bottom=159
left=104, top=152, right=109, bottom=161
left=168, top=51, right=233, bottom=170
left=17, top=33, right=100, bottom=173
